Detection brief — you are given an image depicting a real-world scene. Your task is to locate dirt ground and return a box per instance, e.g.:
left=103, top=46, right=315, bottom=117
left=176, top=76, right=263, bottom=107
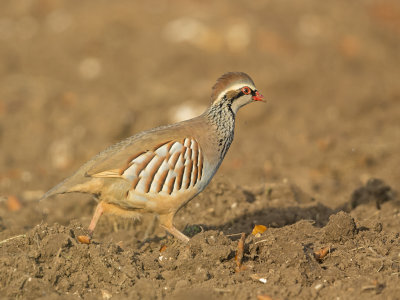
left=1, top=0, right=400, bottom=299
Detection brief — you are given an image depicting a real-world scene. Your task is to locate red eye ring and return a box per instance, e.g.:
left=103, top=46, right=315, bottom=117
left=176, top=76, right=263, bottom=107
left=241, top=86, right=251, bottom=95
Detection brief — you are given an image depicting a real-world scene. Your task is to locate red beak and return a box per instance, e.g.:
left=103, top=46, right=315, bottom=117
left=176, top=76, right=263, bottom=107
left=252, top=91, right=264, bottom=101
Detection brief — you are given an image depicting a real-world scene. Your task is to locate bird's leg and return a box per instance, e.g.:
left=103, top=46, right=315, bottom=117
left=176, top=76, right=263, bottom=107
left=87, top=202, right=105, bottom=237
left=159, top=213, right=190, bottom=243
left=77, top=202, right=104, bottom=244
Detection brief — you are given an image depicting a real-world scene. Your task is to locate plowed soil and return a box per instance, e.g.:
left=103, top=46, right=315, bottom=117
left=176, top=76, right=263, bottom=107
left=1, top=0, right=400, bottom=299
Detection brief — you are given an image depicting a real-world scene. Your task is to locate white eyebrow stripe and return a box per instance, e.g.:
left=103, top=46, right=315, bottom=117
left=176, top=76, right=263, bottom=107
left=214, top=83, right=256, bottom=102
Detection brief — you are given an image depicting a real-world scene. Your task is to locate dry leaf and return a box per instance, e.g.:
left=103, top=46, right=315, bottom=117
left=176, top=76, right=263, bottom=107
left=7, top=195, right=22, bottom=212
left=314, top=246, right=330, bottom=261
left=235, top=233, right=246, bottom=272
left=160, top=245, right=167, bottom=252
left=252, top=225, right=267, bottom=235
left=77, top=235, right=91, bottom=244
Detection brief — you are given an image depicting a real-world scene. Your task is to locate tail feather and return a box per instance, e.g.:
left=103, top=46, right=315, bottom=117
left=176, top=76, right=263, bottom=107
left=40, top=147, right=111, bottom=201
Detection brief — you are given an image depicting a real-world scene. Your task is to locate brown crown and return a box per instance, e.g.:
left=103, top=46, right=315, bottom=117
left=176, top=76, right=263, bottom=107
left=211, top=72, right=255, bottom=101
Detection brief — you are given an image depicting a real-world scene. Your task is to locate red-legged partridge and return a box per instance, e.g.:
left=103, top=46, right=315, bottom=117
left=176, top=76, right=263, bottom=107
left=42, top=72, right=264, bottom=243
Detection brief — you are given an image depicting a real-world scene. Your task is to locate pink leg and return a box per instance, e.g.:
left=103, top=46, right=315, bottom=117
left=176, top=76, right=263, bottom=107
left=159, top=213, right=190, bottom=243
left=88, top=202, right=104, bottom=237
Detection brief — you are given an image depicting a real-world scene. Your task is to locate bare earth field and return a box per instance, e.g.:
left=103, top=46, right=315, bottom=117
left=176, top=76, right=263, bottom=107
left=0, top=0, right=400, bottom=299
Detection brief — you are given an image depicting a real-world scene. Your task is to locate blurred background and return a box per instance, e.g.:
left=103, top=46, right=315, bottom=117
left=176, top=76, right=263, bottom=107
left=0, top=0, right=399, bottom=211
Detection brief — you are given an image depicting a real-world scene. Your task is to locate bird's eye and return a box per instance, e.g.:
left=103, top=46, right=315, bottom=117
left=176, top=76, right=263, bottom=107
left=241, top=87, right=251, bottom=95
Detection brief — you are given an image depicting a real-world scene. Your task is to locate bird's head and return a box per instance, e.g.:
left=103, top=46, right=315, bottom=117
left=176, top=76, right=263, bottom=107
left=211, top=72, right=264, bottom=114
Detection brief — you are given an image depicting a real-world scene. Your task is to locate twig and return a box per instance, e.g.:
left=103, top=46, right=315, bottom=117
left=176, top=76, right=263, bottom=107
left=254, top=239, right=269, bottom=245
left=0, top=234, right=26, bottom=245
left=377, top=263, right=384, bottom=272
left=391, top=272, right=400, bottom=276
left=368, top=246, right=379, bottom=256
left=350, top=246, right=365, bottom=251
left=361, top=285, right=377, bottom=291
left=235, top=233, right=246, bottom=272
left=226, top=233, right=243, bottom=237
left=366, top=256, right=384, bottom=262
left=34, top=233, right=40, bottom=248
left=53, top=247, right=62, bottom=268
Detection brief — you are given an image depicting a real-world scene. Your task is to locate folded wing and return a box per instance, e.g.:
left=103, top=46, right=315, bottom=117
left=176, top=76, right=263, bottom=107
left=90, top=138, right=204, bottom=195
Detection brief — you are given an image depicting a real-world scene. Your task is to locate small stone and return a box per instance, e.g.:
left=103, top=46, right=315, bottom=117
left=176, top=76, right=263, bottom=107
left=101, top=289, right=112, bottom=300
left=174, top=279, right=188, bottom=289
